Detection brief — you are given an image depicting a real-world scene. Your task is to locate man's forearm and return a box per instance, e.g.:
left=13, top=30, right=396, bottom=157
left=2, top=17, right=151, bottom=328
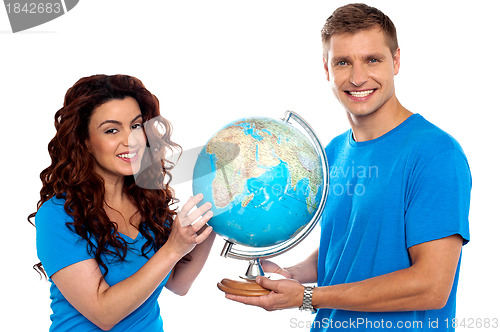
left=312, top=235, right=462, bottom=312
left=285, top=248, right=319, bottom=284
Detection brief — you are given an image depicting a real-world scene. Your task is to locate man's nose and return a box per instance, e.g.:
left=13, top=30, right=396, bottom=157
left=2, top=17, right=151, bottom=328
left=350, top=64, right=368, bottom=87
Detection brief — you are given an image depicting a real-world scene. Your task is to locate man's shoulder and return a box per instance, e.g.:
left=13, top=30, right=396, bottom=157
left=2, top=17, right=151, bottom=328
left=325, top=129, right=351, bottom=150
left=406, top=114, right=466, bottom=158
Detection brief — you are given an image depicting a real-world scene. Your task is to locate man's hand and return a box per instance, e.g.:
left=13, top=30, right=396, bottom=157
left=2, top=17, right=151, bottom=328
left=260, top=260, right=293, bottom=279
left=225, top=276, right=305, bottom=311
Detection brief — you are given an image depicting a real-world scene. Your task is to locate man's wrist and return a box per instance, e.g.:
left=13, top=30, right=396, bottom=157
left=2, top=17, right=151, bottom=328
left=299, top=285, right=317, bottom=313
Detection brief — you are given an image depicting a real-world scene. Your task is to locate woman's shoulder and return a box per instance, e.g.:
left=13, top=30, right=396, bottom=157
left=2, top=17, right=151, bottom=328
left=35, top=196, right=70, bottom=228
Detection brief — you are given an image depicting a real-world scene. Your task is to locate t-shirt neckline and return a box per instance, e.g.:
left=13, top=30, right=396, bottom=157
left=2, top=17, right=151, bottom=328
left=348, top=113, right=421, bottom=147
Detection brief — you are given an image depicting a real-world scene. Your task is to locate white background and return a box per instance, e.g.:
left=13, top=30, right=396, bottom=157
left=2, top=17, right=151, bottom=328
left=1, top=0, right=498, bottom=331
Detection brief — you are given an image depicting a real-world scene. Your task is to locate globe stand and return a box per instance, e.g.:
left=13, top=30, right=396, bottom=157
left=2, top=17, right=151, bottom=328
left=217, top=278, right=271, bottom=297
left=217, top=247, right=272, bottom=296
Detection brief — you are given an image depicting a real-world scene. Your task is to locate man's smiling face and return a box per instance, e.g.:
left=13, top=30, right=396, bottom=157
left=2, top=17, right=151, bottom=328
left=324, top=27, right=400, bottom=118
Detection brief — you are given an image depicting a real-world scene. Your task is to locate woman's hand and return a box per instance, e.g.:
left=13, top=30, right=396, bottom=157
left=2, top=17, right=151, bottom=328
left=163, top=193, right=213, bottom=261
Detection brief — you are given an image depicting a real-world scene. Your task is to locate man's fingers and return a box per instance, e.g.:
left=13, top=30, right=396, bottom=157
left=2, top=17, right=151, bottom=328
left=256, top=276, right=280, bottom=291
left=225, top=293, right=265, bottom=306
left=260, top=260, right=292, bottom=278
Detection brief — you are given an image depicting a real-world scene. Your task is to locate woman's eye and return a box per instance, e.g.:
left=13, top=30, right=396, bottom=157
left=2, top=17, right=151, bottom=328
left=132, top=123, right=143, bottom=130
left=105, top=128, right=118, bottom=134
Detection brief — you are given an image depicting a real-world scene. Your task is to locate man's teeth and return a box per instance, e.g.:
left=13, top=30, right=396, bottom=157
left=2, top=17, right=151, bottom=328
left=349, top=90, right=374, bottom=97
left=118, top=153, right=137, bottom=158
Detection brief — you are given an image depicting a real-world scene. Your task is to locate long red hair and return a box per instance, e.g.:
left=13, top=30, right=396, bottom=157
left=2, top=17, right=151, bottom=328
left=29, top=74, right=180, bottom=280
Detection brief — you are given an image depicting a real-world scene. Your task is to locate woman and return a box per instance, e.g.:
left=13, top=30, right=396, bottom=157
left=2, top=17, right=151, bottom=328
left=29, top=74, right=215, bottom=331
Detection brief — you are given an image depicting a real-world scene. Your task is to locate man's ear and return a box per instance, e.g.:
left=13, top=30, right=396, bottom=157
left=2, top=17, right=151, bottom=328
left=393, top=48, right=401, bottom=76
left=323, top=55, right=330, bottom=81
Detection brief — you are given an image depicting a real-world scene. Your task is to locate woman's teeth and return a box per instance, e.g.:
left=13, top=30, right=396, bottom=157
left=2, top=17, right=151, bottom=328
left=118, top=152, right=137, bottom=159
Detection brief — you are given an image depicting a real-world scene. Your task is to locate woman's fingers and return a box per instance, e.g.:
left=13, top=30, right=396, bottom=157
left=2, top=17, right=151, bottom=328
left=178, top=193, right=205, bottom=219
left=178, top=194, right=212, bottom=227
left=191, top=210, right=213, bottom=233
left=194, top=225, right=213, bottom=244
left=185, top=202, right=212, bottom=226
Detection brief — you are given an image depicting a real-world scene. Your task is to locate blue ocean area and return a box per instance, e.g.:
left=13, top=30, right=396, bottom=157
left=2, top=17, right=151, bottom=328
left=193, top=146, right=321, bottom=247
left=235, top=122, right=264, bottom=141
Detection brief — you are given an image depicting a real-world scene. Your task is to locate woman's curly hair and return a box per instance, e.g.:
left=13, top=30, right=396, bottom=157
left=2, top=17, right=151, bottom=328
left=28, top=74, right=181, bottom=282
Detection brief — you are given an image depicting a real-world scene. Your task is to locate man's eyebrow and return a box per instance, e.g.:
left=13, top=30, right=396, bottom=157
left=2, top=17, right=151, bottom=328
left=331, top=56, right=351, bottom=65
left=364, top=53, right=386, bottom=61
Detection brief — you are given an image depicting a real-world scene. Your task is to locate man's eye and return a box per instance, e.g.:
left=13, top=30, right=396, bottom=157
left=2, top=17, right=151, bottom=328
left=369, top=58, right=379, bottom=63
left=105, top=128, right=118, bottom=134
left=337, top=61, right=348, bottom=66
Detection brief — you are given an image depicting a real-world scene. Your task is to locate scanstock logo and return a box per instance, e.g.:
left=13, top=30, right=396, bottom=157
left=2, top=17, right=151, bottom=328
left=3, top=0, right=79, bottom=33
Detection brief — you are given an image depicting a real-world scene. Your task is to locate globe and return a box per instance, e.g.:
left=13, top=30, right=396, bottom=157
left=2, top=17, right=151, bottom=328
left=192, top=115, right=325, bottom=249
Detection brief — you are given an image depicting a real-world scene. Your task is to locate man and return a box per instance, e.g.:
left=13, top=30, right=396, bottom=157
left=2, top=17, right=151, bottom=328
left=227, top=3, right=471, bottom=331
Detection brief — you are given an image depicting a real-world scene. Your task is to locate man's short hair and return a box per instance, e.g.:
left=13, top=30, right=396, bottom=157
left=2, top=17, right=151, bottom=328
left=321, top=3, right=398, bottom=59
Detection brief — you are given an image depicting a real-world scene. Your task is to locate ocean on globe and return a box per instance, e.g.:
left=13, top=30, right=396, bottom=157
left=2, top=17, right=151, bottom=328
left=192, top=117, right=324, bottom=248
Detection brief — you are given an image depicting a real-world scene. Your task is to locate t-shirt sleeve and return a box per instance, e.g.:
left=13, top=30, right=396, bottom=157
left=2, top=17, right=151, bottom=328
left=405, top=147, right=471, bottom=248
left=35, top=199, right=94, bottom=278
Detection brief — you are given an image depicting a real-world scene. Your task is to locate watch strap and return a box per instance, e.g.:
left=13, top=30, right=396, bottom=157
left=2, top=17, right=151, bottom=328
left=299, top=285, right=317, bottom=313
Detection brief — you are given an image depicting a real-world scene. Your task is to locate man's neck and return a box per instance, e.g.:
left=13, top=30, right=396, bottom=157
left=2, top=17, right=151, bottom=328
left=347, top=97, right=412, bottom=142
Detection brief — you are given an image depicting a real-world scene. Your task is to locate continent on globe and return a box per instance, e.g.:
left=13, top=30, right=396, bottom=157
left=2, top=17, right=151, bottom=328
left=193, top=117, right=324, bottom=248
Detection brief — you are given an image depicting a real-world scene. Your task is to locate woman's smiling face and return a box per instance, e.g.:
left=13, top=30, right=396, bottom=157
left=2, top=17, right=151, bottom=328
left=85, top=96, right=147, bottom=181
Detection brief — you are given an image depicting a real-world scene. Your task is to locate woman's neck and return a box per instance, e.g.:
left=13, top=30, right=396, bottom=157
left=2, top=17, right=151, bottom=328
left=102, top=175, right=126, bottom=207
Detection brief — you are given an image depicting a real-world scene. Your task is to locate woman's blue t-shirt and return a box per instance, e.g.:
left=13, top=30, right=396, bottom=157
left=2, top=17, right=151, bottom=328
left=36, top=197, right=170, bottom=331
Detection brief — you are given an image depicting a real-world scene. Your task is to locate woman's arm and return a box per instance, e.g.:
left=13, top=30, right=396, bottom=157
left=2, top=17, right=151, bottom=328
left=166, top=230, right=216, bottom=295
left=51, top=194, right=213, bottom=330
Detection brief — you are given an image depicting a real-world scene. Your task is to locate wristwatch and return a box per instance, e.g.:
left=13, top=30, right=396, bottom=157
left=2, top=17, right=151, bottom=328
left=299, top=286, right=317, bottom=313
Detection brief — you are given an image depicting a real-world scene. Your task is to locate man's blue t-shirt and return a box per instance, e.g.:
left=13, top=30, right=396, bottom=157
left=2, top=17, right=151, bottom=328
left=36, top=197, right=170, bottom=331
left=314, top=114, right=471, bottom=331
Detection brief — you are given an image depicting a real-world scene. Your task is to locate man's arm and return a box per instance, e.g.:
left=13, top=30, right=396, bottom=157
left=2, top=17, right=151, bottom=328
left=262, top=248, right=319, bottom=284
left=227, top=235, right=463, bottom=312
left=313, top=234, right=462, bottom=311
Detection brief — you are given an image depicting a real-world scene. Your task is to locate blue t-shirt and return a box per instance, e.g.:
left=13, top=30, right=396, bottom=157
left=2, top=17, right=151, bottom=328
left=36, top=197, right=170, bottom=331
left=314, top=114, right=471, bottom=331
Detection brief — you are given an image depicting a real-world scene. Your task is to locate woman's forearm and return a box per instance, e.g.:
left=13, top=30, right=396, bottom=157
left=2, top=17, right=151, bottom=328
left=166, top=232, right=216, bottom=295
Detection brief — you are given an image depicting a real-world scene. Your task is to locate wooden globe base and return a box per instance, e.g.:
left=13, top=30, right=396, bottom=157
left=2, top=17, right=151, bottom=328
left=217, top=278, right=271, bottom=297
